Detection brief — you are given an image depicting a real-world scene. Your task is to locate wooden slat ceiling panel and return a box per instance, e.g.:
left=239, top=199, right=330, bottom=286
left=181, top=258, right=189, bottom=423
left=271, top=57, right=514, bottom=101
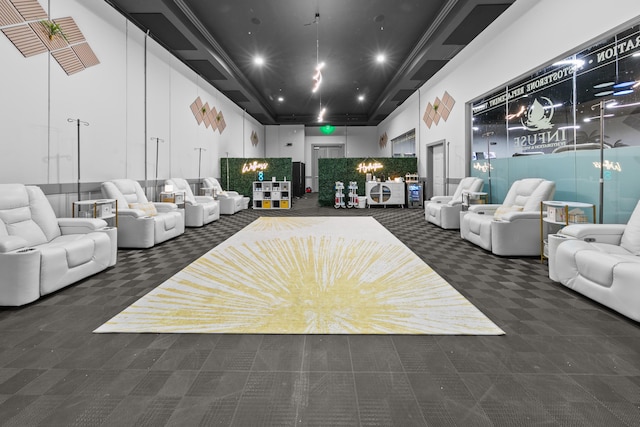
left=30, top=20, right=68, bottom=51
left=1, top=24, right=46, bottom=57
left=72, top=42, right=99, bottom=67
left=0, top=0, right=24, bottom=27
left=9, top=0, right=46, bottom=21
left=53, top=16, right=84, bottom=44
left=52, top=47, right=84, bottom=75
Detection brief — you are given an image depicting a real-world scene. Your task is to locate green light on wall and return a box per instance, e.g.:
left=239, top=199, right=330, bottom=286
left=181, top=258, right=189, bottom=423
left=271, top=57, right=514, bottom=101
left=319, top=124, right=336, bottom=135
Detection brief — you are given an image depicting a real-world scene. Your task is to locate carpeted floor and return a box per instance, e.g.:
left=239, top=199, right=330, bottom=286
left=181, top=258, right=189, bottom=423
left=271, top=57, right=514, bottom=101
left=1, top=193, right=640, bottom=426
left=96, top=217, right=503, bottom=335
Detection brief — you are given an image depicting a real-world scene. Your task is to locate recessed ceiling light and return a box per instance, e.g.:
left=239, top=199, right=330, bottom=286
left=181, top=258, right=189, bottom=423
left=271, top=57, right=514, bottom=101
left=357, top=95, right=365, bottom=102
left=277, top=96, right=284, bottom=102
left=254, top=56, right=264, bottom=65
left=376, top=54, right=385, bottom=63
left=593, top=82, right=614, bottom=89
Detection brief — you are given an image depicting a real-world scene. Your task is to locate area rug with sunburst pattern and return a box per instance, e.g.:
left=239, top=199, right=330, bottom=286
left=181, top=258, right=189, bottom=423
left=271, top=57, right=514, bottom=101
left=94, top=217, right=504, bottom=335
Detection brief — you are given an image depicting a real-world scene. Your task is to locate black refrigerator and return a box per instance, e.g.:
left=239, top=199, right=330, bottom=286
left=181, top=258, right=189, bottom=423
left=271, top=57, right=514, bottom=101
left=292, top=162, right=305, bottom=198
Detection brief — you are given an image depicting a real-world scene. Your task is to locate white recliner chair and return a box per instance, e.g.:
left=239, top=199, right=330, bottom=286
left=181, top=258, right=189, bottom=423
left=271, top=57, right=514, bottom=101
left=0, top=184, right=117, bottom=306
left=202, top=177, right=246, bottom=215
left=460, top=178, right=556, bottom=256
left=165, top=178, right=219, bottom=227
left=425, top=177, right=484, bottom=229
left=101, top=179, right=185, bottom=249
left=551, top=200, right=640, bottom=322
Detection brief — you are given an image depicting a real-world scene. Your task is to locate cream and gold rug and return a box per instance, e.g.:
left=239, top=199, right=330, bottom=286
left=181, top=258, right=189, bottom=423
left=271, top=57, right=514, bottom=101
left=95, top=217, right=503, bottom=335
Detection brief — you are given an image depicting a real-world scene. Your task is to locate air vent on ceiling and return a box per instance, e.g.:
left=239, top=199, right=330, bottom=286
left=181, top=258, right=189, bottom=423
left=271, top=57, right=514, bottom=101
left=185, top=60, right=226, bottom=81
left=130, top=13, right=196, bottom=51
left=391, top=89, right=414, bottom=103
left=410, top=59, right=449, bottom=81
left=222, top=90, right=250, bottom=103
left=443, top=4, right=511, bottom=45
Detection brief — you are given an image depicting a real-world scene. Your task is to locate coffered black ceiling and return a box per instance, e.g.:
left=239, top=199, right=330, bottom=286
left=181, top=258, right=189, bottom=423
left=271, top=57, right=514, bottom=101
left=105, top=0, right=514, bottom=126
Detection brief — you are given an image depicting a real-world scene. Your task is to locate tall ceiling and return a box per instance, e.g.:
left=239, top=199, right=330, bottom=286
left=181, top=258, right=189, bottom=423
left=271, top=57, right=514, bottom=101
left=105, top=0, right=515, bottom=126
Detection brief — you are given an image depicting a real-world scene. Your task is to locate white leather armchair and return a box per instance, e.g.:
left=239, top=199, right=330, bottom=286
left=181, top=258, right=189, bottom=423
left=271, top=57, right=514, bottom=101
left=551, top=200, right=640, bottom=322
left=460, top=178, right=556, bottom=256
left=202, top=177, right=246, bottom=215
left=101, top=179, right=184, bottom=248
left=425, top=177, right=484, bottom=229
left=165, top=178, right=219, bottom=227
left=0, top=184, right=116, bottom=306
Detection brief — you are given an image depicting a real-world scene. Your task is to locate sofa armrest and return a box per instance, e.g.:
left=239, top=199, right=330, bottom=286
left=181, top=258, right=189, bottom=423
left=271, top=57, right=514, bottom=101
left=0, top=236, right=29, bottom=253
left=194, top=195, right=215, bottom=203
left=560, top=223, right=626, bottom=244
left=429, top=196, right=453, bottom=204
left=118, top=208, right=148, bottom=218
left=226, top=191, right=240, bottom=197
left=153, top=202, right=178, bottom=213
left=499, top=210, right=541, bottom=222
left=58, top=218, right=108, bottom=234
left=468, top=204, right=501, bottom=215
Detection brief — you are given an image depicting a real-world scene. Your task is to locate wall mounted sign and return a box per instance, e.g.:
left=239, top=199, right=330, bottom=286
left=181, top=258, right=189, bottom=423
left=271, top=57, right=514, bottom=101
left=0, top=0, right=99, bottom=75
left=242, top=161, right=269, bottom=174
left=423, top=91, right=455, bottom=129
left=357, top=161, right=384, bottom=174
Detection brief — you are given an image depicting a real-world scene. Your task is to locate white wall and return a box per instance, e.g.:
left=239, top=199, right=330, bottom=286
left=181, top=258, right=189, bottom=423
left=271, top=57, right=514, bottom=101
left=379, top=0, right=640, bottom=184
left=0, top=0, right=265, bottom=190
left=265, top=125, right=305, bottom=160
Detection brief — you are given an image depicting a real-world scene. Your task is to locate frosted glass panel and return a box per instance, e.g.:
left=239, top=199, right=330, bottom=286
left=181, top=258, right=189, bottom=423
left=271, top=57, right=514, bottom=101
left=471, top=146, right=640, bottom=223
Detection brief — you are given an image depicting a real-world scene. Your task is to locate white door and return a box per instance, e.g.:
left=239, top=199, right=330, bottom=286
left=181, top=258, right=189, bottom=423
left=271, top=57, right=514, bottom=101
left=432, top=144, right=445, bottom=197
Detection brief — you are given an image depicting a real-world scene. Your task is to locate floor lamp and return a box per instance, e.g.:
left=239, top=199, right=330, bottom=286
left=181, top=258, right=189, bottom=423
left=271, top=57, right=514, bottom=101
left=151, top=137, right=164, bottom=200
left=67, top=118, right=89, bottom=201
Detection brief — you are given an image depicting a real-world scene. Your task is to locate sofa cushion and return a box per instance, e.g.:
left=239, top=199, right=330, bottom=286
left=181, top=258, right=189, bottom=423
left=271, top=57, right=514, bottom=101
left=493, top=205, right=523, bottom=220
left=129, top=202, right=158, bottom=217
left=621, top=201, right=640, bottom=255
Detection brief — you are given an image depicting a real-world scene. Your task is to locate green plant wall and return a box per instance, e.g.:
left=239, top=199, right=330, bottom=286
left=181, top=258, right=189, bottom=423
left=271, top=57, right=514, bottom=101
left=220, top=158, right=292, bottom=200
left=318, top=157, right=418, bottom=206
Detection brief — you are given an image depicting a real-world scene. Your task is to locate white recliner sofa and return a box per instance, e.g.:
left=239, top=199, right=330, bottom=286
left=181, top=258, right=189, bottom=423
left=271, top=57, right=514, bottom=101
left=0, top=184, right=117, bottom=306
left=202, top=177, right=246, bottom=215
left=165, top=178, right=219, bottom=227
left=460, top=178, right=556, bottom=256
left=551, top=200, right=640, bottom=322
left=101, top=179, right=185, bottom=249
left=425, top=177, right=484, bottom=229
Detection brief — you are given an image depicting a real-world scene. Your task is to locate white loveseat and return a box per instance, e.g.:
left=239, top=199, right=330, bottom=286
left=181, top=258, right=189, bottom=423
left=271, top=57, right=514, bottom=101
left=551, top=200, right=640, bottom=322
left=202, top=177, right=247, bottom=215
left=425, top=177, right=484, bottom=229
left=0, top=184, right=117, bottom=306
left=165, top=178, right=219, bottom=227
left=101, top=179, right=185, bottom=248
left=460, top=178, right=556, bottom=256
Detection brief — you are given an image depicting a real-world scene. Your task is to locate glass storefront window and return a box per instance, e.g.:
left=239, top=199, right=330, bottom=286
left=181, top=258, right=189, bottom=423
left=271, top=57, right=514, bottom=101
left=469, top=22, right=640, bottom=222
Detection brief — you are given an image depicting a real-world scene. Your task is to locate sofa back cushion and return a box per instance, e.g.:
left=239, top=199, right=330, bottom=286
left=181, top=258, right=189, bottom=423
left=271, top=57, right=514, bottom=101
left=167, top=178, right=196, bottom=204
left=621, top=200, right=640, bottom=255
left=449, top=177, right=483, bottom=206
left=102, top=179, right=148, bottom=208
left=0, top=184, right=61, bottom=246
left=501, top=178, right=555, bottom=212
left=203, top=177, right=224, bottom=194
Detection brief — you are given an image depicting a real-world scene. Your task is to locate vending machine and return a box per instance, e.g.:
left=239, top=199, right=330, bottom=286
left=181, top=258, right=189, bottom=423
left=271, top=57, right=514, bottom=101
left=405, top=175, right=423, bottom=208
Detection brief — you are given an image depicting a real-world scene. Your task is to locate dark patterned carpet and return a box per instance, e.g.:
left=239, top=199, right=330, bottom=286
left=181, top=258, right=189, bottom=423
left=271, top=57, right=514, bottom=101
left=1, top=194, right=640, bottom=426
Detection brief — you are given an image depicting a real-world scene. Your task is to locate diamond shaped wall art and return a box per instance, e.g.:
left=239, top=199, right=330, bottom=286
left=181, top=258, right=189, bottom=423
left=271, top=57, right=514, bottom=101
left=423, top=91, right=455, bottom=129
left=190, top=96, right=225, bottom=134
left=0, top=0, right=99, bottom=75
